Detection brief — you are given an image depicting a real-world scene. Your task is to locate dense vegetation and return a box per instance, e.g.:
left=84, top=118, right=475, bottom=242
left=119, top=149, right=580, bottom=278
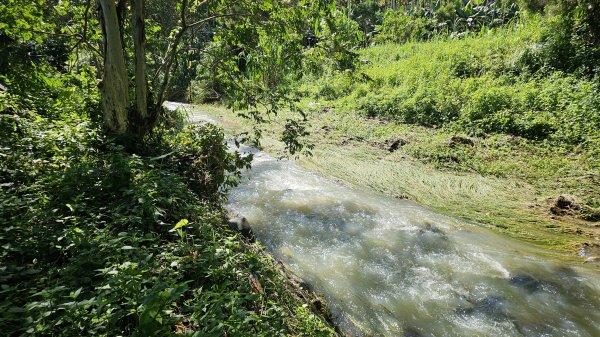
left=298, top=0, right=599, bottom=141
left=2, top=0, right=600, bottom=335
left=0, top=0, right=339, bottom=335
left=184, top=0, right=599, bottom=252
left=304, top=18, right=600, bottom=148
left=291, top=1, right=600, bottom=221
left=0, top=103, right=334, bottom=336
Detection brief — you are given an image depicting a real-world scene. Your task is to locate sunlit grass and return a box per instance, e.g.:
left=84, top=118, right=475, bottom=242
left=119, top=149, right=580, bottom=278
left=183, top=18, right=599, bottom=258
left=186, top=103, right=595, bottom=258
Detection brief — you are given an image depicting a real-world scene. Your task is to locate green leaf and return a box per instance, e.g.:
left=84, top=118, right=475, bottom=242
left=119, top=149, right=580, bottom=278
left=71, top=287, right=82, bottom=299
left=172, top=219, right=189, bottom=230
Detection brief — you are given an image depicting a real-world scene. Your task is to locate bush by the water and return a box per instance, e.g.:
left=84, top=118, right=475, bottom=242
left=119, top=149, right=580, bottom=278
left=0, top=44, right=334, bottom=336
left=0, top=99, right=334, bottom=336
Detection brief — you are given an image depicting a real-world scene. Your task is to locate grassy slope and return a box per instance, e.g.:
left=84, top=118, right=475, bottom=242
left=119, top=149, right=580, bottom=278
left=191, top=105, right=595, bottom=259
left=191, top=19, right=600, bottom=259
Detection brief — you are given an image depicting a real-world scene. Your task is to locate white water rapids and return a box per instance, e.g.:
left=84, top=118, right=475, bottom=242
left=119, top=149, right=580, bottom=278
left=168, top=102, right=600, bottom=337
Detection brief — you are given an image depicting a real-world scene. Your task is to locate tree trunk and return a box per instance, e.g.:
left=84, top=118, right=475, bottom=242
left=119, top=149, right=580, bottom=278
left=131, top=0, right=150, bottom=136
left=99, top=0, right=128, bottom=134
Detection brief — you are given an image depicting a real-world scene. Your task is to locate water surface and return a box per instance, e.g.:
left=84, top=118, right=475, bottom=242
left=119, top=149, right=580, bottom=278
left=167, top=102, right=600, bottom=337
left=226, top=146, right=600, bottom=337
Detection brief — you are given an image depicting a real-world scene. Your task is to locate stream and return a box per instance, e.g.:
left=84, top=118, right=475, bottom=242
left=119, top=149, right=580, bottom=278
left=168, top=102, right=600, bottom=337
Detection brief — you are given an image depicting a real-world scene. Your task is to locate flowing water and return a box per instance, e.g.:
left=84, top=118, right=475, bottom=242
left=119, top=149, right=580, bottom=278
left=169, top=103, right=600, bottom=337
left=226, top=148, right=600, bottom=337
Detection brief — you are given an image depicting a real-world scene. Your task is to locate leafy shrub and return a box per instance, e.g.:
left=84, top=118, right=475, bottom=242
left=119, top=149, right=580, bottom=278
left=0, top=107, right=334, bottom=335
left=303, top=19, right=600, bottom=148
left=373, top=9, right=432, bottom=44
left=302, top=10, right=364, bottom=77
left=458, top=73, right=600, bottom=141
left=515, top=0, right=600, bottom=76
left=0, top=60, right=333, bottom=335
left=187, top=78, right=222, bottom=104
left=167, top=124, right=252, bottom=200
left=350, top=0, right=384, bottom=42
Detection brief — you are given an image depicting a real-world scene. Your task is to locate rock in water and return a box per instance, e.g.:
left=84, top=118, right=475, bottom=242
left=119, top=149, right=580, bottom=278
left=403, top=326, right=425, bottom=337
left=456, top=295, right=512, bottom=321
left=510, top=274, right=545, bottom=293
left=227, top=216, right=255, bottom=241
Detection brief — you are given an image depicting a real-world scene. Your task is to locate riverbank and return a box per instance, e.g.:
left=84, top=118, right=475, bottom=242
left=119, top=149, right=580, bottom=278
left=221, top=132, right=600, bottom=336
left=184, top=103, right=599, bottom=262
left=0, top=105, right=338, bottom=336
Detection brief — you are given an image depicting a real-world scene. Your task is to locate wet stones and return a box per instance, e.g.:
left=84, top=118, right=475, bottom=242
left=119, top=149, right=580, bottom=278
left=584, top=256, right=599, bottom=263
left=416, top=222, right=448, bottom=242
left=455, top=295, right=525, bottom=335
left=227, top=216, right=255, bottom=242
left=418, top=223, right=446, bottom=236
left=415, top=223, right=451, bottom=252
left=456, top=295, right=512, bottom=322
left=509, top=274, right=554, bottom=293
left=579, top=242, right=600, bottom=263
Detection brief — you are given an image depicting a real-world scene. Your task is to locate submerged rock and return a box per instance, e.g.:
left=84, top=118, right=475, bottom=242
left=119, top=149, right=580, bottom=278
left=584, top=256, right=599, bottom=263
left=456, top=295, right=512, bottom=321
left=415, top=222, right=451, bottom=252
left=509, top=274, right=545, bottom=293
left=403, top=326, right=425, bottom=337
left=418, top=222, right=446, bottom=236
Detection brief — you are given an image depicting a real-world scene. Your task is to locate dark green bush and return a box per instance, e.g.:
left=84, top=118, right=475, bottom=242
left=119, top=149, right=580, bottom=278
left=0, top=107, right=332, bottom=335
left=516, top=0, right=600, bottom=76
left=350, top=0, right=383, bottom=43
left=167, top=124, right=251, bottom=200
left=302, top=10, right=364, bottom=77
left=0, top=64, right=330, bottom=335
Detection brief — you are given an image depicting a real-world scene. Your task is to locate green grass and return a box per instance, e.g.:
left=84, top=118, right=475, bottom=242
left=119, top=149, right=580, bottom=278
left=300, top=16, right=600, bottom=151
left=193, top=103, right=597, bottom=258
left=187, top=17, right=600, bottom=258
left=299, top=113, right=599, bottom=255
